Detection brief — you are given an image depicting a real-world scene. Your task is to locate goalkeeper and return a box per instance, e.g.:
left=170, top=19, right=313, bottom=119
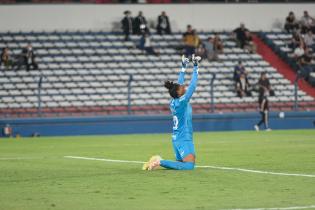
left=143, top=54, right=200, bottom=170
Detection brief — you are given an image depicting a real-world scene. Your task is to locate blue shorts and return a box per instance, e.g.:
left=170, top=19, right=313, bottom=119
left=172, top=141, right=195, bottom=161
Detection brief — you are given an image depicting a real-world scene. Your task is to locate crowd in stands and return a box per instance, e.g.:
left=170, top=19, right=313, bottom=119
left=0, top=44, right=38, bottom=71
left=285, top=10, right=315, bottom=82
left=122, top=12, right=278, bottom=99
left=121, top=10, right=170, bottom=56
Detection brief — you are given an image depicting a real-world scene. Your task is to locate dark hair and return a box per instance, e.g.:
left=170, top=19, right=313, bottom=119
left=164, top=81, right=179, bottom=98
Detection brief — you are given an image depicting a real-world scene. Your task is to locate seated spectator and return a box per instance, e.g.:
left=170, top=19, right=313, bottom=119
left=16, top=44, right=38, bottom=71
left=134, top=11, right=149, bottom=35
left=1, top=47, right=13, bottom=70
left=138, top=32, right=160, bottom=56
left=156, top=11, right=171, bottom=35
left=284, top=11, right=300, bottom=33
left=233, top=23, right=248, bottom=49
left=213, top=33, right=224, bottom=53
left=182, top=25, right=196, bottom=57
left=203, top=37, right=218, bottom=61
left=298, top=48, right=313, bottom=81
left=258, top=72, right=275, bottom=97
left=293, top=42, right=306, bottom=60
left=300, top=11, right=315, bottom=34
left=121, top=10, right=133, bottom=41
left=236, top=73, right=251, bottom=98
left=195, top=43, right=206, bottom=60
left=304, top=30, right=315, bottom=52
left=243, top=31, right=257, bottom=53
left=289, top=31, right=304, bottom=54
left=233, top=60, right=248, bottom=82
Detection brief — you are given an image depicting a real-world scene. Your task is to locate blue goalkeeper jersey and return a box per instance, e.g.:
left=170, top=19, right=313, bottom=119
left=170, top=66, right=198, bottom=142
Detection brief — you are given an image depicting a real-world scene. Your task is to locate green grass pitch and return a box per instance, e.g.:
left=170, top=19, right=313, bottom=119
left=0, top=130, right=315, bottom=210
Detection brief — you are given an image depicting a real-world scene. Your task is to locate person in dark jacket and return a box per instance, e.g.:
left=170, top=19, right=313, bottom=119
left=258, top=72, right=275, bottom=97
left=134, top=11, right=149, bottom=35
left=254, top=89, right=271, bottom=131
left=16, top=44, right=38, bottom=71
left=156, top=11, right=171, bottom=35
left=121, top=10, right=133, bottom=41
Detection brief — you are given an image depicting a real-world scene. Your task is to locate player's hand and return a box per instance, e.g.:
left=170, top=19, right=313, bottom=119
left=181, top=55, right=189, bottom=69
left=192, top=54, right=201, bottom=66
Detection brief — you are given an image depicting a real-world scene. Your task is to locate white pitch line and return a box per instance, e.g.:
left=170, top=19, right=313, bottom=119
left=64, top=156, right=145, bottom=164
left=0, top=157, right=35, bottom=160
left=64, top=156, right=315, bottom=178
left=225, top=204, right=315, bottom=210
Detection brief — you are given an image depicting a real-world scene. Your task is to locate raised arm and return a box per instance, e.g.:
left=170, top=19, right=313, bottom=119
left=178, top=55, right=189, bottom=85
left=184, top=65, right=198, bottom=101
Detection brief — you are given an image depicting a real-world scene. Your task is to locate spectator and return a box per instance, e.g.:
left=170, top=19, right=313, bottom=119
left=298, top=48, right=313, bottom=81
left=258, top=72, right=275, bottom=97
left=195, top=42, right=206, bottom=60
left=156, top=11, right=171, bottom=35
left=138, top=32, right=160, bottom=56
left=121, top=10, right=133, bottom=41
left=284, top=11, right=300, bottom=33
left=17, top=44, right=38, bottom=71
left=233, top=60, right=248, bottom=82
left=236, top=73, right=252, bottom=98
left=300, top=11, right=315, bottom=34
left=293, top=42, right=305, bottom=60
left=233, top=23, right=248, bottom=49
left=203, top=37, right=218, bottom=61
left=182, top=25, right=196, bottom=57
left=213, top=33, right=224, bottom=53
left=134, top=11, right=148, bottom=35
left=289, top=31, right=303, bottom=51
left=1, top=47, right=13, bottom=70
left=244, top=30, right=257, bottom=53
left=304, top=30, right=315, bottom=52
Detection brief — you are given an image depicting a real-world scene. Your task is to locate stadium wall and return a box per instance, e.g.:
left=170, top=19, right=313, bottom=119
left=0, top=112, right=314, bottom=137
left=0, top=4, right=315, bottom=32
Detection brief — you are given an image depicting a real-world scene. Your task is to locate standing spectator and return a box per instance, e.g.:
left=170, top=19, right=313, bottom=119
left=156, top=11, right=171, bottom=35
left=134, top=11, right=148, bottom=35
left=284, top=11, right=300, bottom=33
left=233, top=60, right=248, bottom=82
left=244, top=31, right=257, bottom=53
left=213, top=33, right=224, bottom=53
left=203, top=37, right=218, bottom=61
left=182, top=25, right=196, bottom=57
left=17, top=44, right=38, bottom=71
left=300, top=11, right=315, bottom=34
left=304, top=30, right=315, bottom=51
left=121, top=10, right=133, bottom=41
left=233, top=23, right=248, bottom=49
left=254, top=89, right=271, bottom=132
left=235, top=73, right=252, bottom=98
left=1, top=47, right=13, bottom=70
left=258, top=72, right=275, bottom=97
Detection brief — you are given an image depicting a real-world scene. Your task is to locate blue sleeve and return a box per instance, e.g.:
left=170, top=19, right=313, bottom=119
left=181, top=66, right=198, bottom=102
left=177, top=71, right=185, bottom=85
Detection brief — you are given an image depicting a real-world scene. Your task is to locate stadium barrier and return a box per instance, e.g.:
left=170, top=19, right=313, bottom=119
left=0, top=111, right=314, bottom=137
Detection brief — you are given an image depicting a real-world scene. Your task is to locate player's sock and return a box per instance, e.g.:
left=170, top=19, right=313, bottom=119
left=160, top=160, right=195, bottom=170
